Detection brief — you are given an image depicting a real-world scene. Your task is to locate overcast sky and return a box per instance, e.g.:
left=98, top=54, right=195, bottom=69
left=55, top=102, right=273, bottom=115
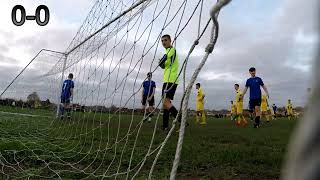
left=0, top=0, right=318, bottom=110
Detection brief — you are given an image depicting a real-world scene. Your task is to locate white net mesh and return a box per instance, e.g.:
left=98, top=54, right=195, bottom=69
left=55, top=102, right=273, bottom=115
left=0, top=0, right=230, bottom=179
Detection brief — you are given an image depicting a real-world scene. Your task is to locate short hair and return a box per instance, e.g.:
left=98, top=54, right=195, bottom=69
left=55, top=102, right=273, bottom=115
left=196, top=83, right=200, bottom=87
left=147, top=72, right=152, bottom=77
left=234, top=83, right=239, bottom=87
left=68, top=73, right=73, bottom=79
left=161, top=34, right=171, bottom=41
left=249, top=67, right=256, bottom=72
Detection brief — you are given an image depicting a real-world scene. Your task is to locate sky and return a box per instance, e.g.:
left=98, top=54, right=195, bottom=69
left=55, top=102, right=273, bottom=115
left=0, top=0, right=318, bottom=110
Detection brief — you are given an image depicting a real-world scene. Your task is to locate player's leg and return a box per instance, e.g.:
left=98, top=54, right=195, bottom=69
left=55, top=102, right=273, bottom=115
left=65, top=99, right=72, bottom=120
left=235, top=113, right=241, bottom=126
left=162, top=83, right=171, bottom=130
left=59, top=98, right=66, bottom=120
left=200, top=110, right=206, bottom=125
left=266, top=110, right=270, bottom=122
left=196, top=111, right=201, bottom=124
left=249, top=100, right=255, bottom=121
left=147, top=97, right=155, bottom=122
left=241, top=114, right=248, bottom=126
left=260, top=110, right=265, bottom=121
left=141, top=95, right=147, bottom=119
left=288, top=111, right=292, bottom=120
left=235, top=104, right=241, bottom=126
left=164, top=83, right=179, bottom=119
left=254, top=100, right=261, bottom=128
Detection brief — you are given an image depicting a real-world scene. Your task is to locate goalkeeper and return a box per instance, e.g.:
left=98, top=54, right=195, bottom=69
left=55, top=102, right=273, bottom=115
left=60, top=73, right=74, bottom=120
left=158, top=34, right=180, bottom=131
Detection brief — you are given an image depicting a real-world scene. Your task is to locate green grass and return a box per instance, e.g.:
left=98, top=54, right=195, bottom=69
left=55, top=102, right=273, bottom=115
left=0, top=105, right=297, bottom=179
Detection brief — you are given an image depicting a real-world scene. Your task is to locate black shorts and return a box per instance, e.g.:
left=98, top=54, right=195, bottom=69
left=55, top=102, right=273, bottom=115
left=61, top=97, right=71, bottom=104
left=249, top=98, right=261, bottom=110
left=142, top=95, right=155, bottom=106
left=162, top=83, right=178, bottom=100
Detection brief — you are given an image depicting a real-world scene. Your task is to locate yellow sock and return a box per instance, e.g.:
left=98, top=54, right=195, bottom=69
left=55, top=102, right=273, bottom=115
left=196, top=115, right=200, bottom=124
left=201, top=113, right=207, bottom=124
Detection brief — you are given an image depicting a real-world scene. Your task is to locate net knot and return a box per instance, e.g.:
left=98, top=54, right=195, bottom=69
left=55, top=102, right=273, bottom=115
left=194, top=40, right=199, bottom=45
left=205, top=43, right=214, bottom=53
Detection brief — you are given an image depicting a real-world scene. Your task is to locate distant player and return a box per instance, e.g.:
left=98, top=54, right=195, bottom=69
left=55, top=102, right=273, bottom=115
left=272, top=104, right=277, bottom=119
left=234, top=84, right=248, bottom=126
left=286, top=99, right=294, bottom=120
left=159, top=34, right=180, bottom=131
left=195, top=83, right=206, bottom=125
left=141, top=72, right=156, bottom=122
left=230, top=101, right=236, bottom=121
left=269, top=106, right=275, bottom=120
left=260, top=94, right=270, bottom=123
left=60, top=73, right=74, bottom=120
left=243, top=67, right=269, bottom=128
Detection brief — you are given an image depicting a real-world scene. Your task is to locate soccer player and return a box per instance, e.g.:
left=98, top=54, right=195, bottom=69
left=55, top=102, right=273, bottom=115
left=141, top=72, right=156, bottom=122
left=230, top=100, right=236, bottom=121
left=242, top=67, right=269, bottom=128
left=234, top=84, right=248, bottom=126
left=60, top=73, right=74, bottom=120
left=272, top=103, right=277, bottom=119
left=159, top=34, right=180, bottom=130
left=195, top=83, right=206, bottom=125
left=286, top=99, right=294, bottom=120
left=260, top=94, right=270, bottom=122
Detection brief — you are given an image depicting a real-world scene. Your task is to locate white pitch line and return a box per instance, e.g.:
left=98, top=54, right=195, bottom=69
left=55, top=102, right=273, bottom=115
left=0, top=111, right=51, bottom=118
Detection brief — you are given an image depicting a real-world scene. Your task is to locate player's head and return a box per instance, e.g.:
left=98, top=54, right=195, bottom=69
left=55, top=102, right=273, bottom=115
left=249, top=67, right=256, bottom=77
left=234, top=83, right=239, bottom=90
left=273, top=104, right=275, bottom=106
left=147, top=72, right=152, bottom=80
left=288, top=99, right=291, bottom=103
left=68, top=73, right=73, bottom=79
left=161, top=34, right=172, bottom=49
left=196, top=83, right=200, bottom=89
left=230, top=100, right=233, bottom=104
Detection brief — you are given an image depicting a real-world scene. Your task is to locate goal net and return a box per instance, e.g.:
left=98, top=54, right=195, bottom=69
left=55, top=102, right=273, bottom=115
left=0, top=0, right=231, bottom=179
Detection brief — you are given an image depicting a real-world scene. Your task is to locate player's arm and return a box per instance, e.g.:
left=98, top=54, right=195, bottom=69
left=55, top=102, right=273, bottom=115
left=141, top=87, right=144, bottom=98
left=259, top=78, right=269, bottom=98
left=202, top=94, right=205, bottom=101
left=262, top=85, right=269, bottom=98
left=70, top=88, right=74, bottom=97
left=70, top=82, right=74, bottom=100
left=149, top=87, right=156, bottom=100
left=242, top=86, right=248, bottom=97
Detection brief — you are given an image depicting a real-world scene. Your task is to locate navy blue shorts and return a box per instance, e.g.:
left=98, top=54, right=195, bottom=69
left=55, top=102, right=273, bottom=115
left=249, top=98, right=261, bottom=110
left=162, top=83, right=177, bottom=100
left=61, top=97, right=71, bottom=104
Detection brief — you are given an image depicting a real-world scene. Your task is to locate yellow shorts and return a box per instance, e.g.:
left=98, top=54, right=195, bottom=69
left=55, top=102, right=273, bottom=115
left=196, top=102, right=204, bottom=111
left=236, top=103, right=243, bottom=114
left=261, top=104, right=267, bottom=112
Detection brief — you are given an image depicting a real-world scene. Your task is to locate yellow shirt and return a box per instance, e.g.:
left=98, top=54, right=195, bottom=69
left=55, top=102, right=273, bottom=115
left=261, top=95, right=268, bottom=111
left=163, top=47, right=179, bottom=84
left=287, top=103, right=293, bottom=111
left=231, top=104, right=236, bottom=114
left=196, top=88, right=205, bottom=110
left=235, top=90, right=243, bottom=104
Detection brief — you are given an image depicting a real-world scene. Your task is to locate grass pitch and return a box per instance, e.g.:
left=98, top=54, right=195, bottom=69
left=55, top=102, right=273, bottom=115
left=0, top=106, right=297, bottom=179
